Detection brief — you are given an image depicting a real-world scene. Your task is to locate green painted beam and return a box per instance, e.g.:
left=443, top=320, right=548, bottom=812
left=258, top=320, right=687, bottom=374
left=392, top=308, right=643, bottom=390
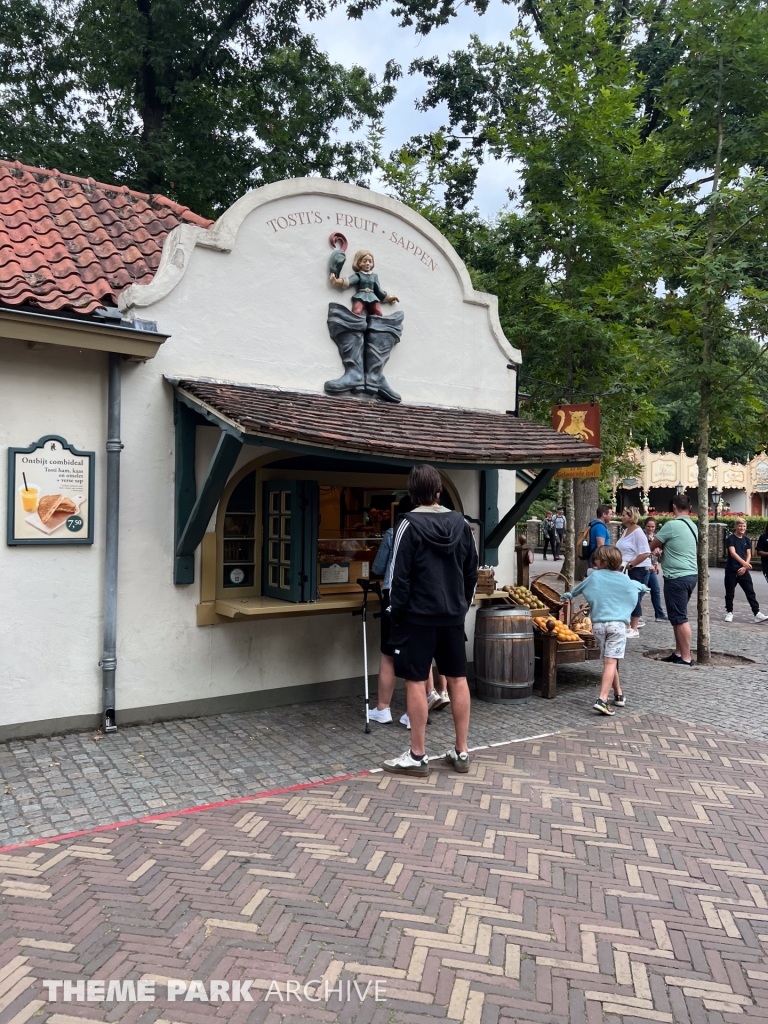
left=174, top=397, right=198, bottom=584
left=485, top=466, right=562, bottom=550
left=176, top=432, right=243, bottom=563
left=480, top=470, right=499, bottom=566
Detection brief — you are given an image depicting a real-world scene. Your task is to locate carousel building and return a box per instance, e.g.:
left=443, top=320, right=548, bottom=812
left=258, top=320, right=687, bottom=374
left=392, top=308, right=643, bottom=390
left=615, top=443, right=768, bottom=516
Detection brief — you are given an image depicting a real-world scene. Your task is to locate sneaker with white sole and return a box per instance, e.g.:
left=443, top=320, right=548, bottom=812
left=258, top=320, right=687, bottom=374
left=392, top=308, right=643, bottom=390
left=368, top=707, right=392, bottom=724
left=400, top=713, right=410, bottom=729
left=444, top=749, right=468, bottom=770
left=440, top=690, right=451, bottom=705
left=756, top=612, right=767, bottom=623
left=382, top=749, right=429, bottom=776
left=625, top=628, right=640, bottom=638
left=613, top=691, right=626, bottom=707
left=725, top=612, right=734, bottom=622
left=427, top=690, right=451, bottom=712
left=444, top=747, right=470, bottom=773
left=637, top=619, right=646, bottom=628
left=593, top=698, right=615, bottom=716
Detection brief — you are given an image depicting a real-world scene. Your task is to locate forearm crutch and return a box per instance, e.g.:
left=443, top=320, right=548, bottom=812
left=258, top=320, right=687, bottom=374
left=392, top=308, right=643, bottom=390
left=354, top=579, right=382, bottom=734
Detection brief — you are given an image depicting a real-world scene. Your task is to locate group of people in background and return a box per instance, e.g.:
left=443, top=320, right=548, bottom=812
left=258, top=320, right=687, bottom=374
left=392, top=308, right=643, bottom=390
left=570, top=496, right=768, bottom=716
left=365, top=474, right=768, bottom=754
left=541, top=508, right=567, bottom=560
left=564, top=493, right=700, bottom=714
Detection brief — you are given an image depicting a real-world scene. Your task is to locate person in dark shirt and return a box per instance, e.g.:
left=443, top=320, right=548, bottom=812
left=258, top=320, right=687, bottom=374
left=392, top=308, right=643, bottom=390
left=724, top=518, right=767, bottom=622
left=757, top=531, right=768, bottom=585
left=542, top=511, right=556, bottom=560
left=382, top=464, right=478, bottom=778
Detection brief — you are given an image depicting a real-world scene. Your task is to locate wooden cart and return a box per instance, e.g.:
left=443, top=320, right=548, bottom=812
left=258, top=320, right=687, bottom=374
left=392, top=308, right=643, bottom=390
left=476, top=589, right=599, bottom=699
left=535, top=626, right=599, bottom=699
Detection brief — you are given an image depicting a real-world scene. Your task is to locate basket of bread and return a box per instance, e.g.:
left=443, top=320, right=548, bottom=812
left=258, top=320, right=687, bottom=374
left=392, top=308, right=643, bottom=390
left=532, top=615, right=584, bottom=648
left=571, top=607, right=599, bottom=653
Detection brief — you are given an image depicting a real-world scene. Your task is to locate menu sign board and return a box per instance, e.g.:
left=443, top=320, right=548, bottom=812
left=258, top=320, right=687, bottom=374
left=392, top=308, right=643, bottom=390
left=7, top=435, right=95, bottom=545
left=320, top=561, right=350, bottom=584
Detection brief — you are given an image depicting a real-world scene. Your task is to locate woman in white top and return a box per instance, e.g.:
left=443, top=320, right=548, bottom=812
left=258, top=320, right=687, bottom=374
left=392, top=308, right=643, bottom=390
left=616, top=506, right=651, bottom=637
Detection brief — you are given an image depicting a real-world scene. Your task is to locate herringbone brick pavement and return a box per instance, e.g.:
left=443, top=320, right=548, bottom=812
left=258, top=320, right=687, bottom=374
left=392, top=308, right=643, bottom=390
left=2, top=713, right=768, bottom=1023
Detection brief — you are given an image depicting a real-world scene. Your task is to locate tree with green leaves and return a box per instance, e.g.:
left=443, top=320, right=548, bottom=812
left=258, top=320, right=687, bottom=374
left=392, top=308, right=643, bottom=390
left=0, top=0, right=503, bottom=217
left=378, top=0, right=668, bottom=580
left=377, top=0, right=768, bottom=656
left=630, top=0, right=768, bottom=658
left=0, top=0, right=404, bottom=217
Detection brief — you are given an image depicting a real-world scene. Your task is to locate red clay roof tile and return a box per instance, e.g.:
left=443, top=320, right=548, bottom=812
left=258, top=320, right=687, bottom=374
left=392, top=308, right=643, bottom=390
left=0, top=160, right=213, bottom=315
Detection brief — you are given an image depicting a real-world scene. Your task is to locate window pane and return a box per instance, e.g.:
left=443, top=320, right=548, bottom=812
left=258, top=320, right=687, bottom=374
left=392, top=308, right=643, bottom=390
left=281, top=541, right=291, bottom=562
left=223, top=540, right=254, bottom=563
left=281, top=515, right=291, bottom=539
left=224, top=514, right=254, bottom=538
left=269, top=541, right=280, bottom=562
left=227, top=472, right=256, bottom=513
left=268, top=565, right=279, bottom=587
left=269, top=516, right=279, bottom=538
left=270, top=491, right=280, bottom=514
left=282, top=491, right=291, bottom=513
left=281, top=566, right=291, bottom=588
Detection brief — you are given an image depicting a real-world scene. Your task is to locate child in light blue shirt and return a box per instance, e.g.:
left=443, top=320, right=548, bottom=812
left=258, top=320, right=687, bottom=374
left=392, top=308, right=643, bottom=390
left=562, top=545, right=649, bottom=716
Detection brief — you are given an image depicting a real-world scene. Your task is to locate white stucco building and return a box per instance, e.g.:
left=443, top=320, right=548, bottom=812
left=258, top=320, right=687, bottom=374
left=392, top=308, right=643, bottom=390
left=0, top=165, right=597, bottom=739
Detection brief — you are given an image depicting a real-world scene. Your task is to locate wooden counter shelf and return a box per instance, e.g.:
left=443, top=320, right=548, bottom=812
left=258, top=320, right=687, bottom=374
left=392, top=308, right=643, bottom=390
left=198, top=592, right=366, bottom=624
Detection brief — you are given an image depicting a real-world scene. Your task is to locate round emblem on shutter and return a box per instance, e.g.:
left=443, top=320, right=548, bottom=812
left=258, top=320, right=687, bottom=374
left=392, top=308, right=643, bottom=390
left=229, top=567, right=245, bottom=584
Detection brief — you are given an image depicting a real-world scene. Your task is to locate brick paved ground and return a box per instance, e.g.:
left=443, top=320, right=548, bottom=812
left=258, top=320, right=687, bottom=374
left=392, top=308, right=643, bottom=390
left=2, top=607, right=768, bottom=844
left=2, top=714, right=768, bottom=1024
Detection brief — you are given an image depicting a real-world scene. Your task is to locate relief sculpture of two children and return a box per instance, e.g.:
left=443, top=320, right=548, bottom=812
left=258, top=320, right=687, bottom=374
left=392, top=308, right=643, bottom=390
left=325, top=233, right=404, bottom=403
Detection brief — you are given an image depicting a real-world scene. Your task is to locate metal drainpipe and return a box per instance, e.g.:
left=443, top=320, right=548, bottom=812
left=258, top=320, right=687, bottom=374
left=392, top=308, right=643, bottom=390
left=100, top=352, right=122, bottom=732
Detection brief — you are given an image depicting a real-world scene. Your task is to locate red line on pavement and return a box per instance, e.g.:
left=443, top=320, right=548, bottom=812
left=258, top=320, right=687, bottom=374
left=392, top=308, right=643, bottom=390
left=0, top=771, right=371, bottom=853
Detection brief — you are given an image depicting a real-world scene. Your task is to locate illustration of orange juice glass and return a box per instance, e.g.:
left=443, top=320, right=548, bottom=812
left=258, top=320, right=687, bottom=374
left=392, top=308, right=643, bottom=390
left=20, top=485, right=39, bottom=512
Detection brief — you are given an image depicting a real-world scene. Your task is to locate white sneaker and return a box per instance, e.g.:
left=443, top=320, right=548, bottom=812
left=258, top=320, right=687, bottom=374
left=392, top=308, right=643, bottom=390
left=637, top=619, right=646, bottom=628
left=427, top=690, right=450, bottom=712
left=368, top=707, right=392, bottom=724
left=625, top=628, right=640, bottom=638
left=400, top=713, right=411, bottom=730
left=382, top=749, right=429, bottom=776
left=725, top=612, right=734, bottom=622
left=755, top=612, right=767, bottom=623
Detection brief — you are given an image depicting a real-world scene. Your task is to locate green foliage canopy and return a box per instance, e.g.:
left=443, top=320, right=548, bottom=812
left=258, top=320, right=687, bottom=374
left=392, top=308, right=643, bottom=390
left=377, top=0, right=768, bottom=466
left=0, top=0, right=405, bottom=217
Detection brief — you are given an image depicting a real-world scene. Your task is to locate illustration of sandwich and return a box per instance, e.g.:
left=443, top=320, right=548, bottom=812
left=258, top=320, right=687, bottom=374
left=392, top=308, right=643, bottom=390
left=38, top=494, right=77, bottom=523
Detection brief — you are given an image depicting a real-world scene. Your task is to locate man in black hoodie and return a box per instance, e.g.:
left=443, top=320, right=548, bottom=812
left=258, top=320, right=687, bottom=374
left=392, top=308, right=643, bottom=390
left=382, top=464, right=479, bottom=777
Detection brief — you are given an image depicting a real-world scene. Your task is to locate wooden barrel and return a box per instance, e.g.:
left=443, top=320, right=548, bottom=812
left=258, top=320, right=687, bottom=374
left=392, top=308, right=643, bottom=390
left=473, top=606, right=535, bottom=704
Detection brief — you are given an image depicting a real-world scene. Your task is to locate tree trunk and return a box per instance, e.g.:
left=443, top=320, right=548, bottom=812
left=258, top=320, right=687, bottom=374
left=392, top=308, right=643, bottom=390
left=573, top=477, right=599, bottom=582
left=563, top=479, right=575, bottom=586
left=696, top=384, right=711, bottom=663
left=135, top=0, right=172, bottom=194
left=694, top=53, right=723, bottom=665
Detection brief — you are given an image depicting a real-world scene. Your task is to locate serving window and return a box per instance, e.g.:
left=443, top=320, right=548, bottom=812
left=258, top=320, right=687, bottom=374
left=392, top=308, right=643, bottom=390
left=202, top=456, right=460, bottom=619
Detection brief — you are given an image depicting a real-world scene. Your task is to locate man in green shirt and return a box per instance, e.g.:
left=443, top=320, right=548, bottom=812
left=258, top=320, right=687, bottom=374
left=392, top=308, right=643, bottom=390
left=649, top=494, right=698, bottom=666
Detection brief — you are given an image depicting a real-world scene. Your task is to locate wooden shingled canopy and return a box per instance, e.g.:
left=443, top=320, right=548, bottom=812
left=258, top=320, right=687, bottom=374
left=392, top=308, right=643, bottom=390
left=169, top=377, right=602, bottom=583
left=173, top=378, right=601, bottom=469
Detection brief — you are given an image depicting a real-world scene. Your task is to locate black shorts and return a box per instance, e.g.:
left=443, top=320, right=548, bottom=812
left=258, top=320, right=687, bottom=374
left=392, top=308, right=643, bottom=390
left=663, top=575, right=697, bottom=625
left=380, top=590, right=395, bottom=657
left=391, top=622, right=467, bottom=682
